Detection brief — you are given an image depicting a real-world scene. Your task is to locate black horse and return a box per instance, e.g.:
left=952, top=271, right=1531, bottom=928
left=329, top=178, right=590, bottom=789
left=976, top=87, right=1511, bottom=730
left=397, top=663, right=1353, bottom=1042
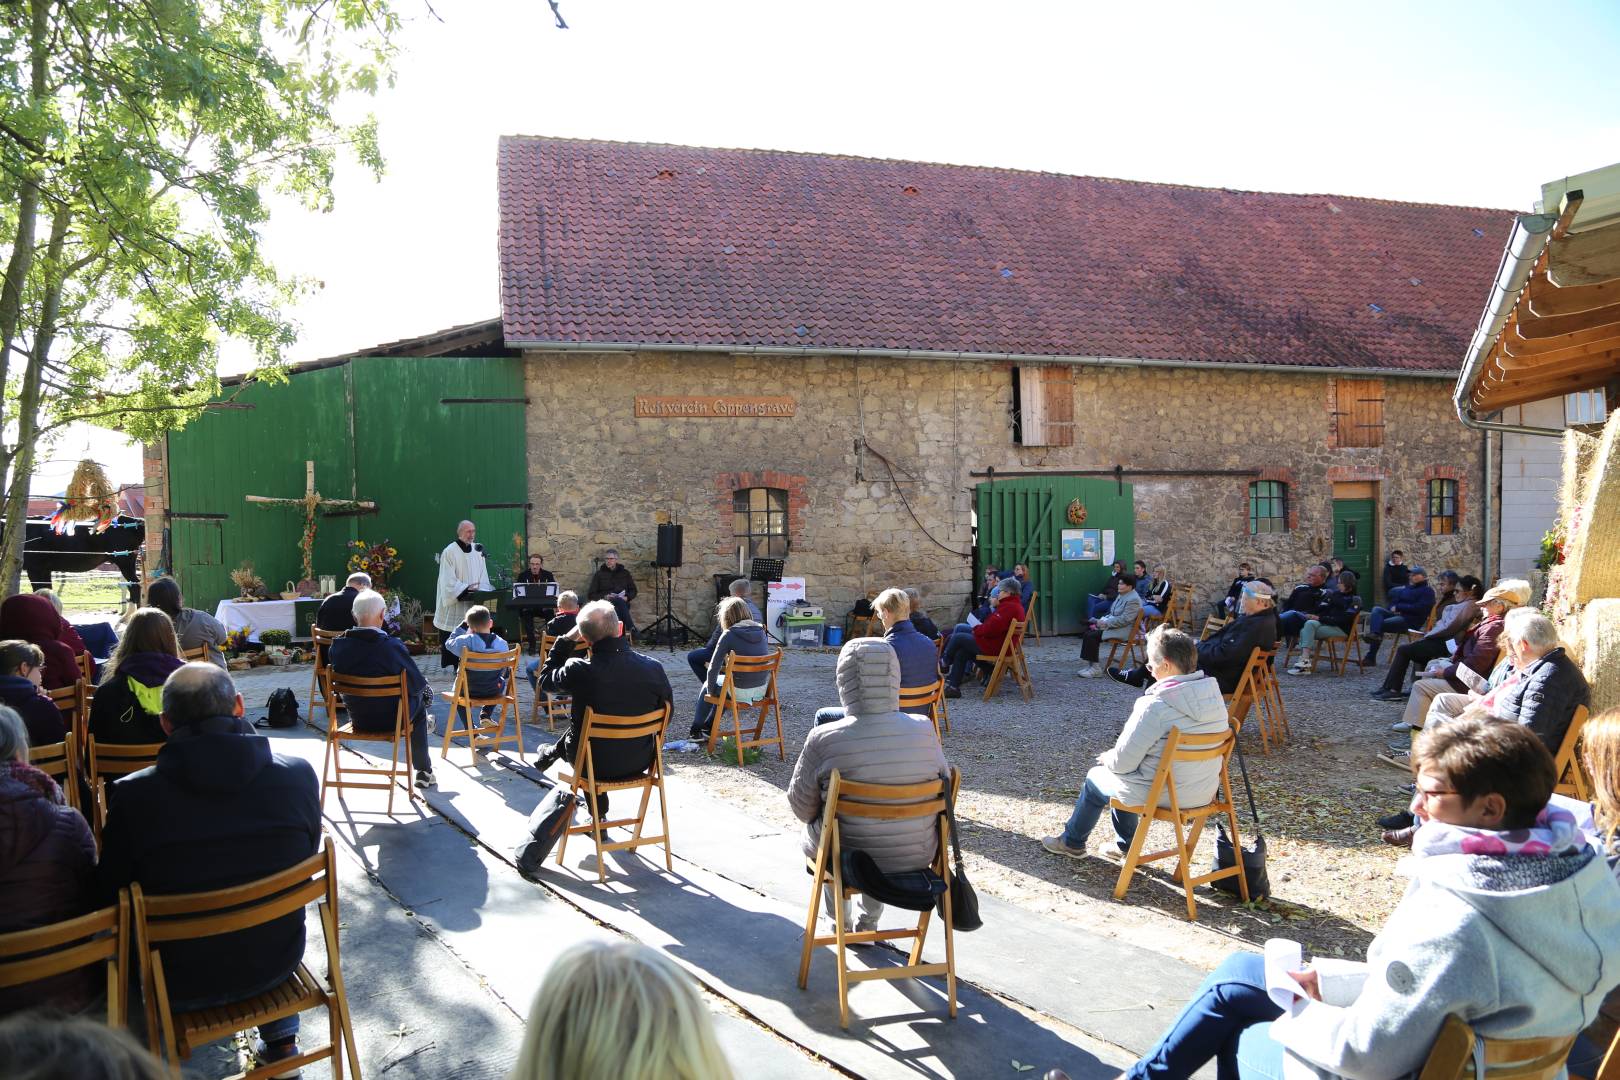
left=6, top=514, right=145, bottom=602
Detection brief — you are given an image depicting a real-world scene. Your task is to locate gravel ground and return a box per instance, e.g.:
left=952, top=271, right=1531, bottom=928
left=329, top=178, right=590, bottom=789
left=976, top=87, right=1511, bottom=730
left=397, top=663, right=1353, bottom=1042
left=235, top=633, right=1420, bottom=971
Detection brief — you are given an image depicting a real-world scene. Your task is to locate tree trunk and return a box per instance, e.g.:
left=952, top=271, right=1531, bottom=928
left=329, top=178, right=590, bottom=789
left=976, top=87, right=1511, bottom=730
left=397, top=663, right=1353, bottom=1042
left=0, top=205, right=68, bottom=597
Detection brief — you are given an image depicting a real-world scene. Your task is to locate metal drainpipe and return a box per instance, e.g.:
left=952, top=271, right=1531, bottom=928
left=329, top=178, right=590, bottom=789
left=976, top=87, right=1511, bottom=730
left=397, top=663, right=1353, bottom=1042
left=1482, top=428, right=1494, bottom=582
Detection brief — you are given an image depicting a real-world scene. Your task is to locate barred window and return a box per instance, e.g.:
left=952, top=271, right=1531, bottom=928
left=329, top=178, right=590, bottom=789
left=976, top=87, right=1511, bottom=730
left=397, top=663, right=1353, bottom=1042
left=1427, top=479, right=1458, bottom=535
left=1249, top=481, right=1288, bottom=534
left=733, top=487, right=788, bottom=559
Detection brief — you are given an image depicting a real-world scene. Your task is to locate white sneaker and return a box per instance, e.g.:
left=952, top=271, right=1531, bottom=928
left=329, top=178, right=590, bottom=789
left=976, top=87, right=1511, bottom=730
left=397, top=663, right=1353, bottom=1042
left=1076, top=664, right=1100, bottom=678
left=1286, top=664, right=1311, bottom=676
left=1390, top=720, right=1413, bottom=732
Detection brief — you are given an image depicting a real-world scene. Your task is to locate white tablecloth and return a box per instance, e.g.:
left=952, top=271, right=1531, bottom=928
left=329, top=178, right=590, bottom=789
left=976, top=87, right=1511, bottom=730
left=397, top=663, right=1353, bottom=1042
left=214, top=598, right=321, bottom=642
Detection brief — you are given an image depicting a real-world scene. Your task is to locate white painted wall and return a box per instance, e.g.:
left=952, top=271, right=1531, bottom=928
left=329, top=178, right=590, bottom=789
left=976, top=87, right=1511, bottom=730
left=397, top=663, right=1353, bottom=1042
left=1499, top=398, right=1567, bottom=578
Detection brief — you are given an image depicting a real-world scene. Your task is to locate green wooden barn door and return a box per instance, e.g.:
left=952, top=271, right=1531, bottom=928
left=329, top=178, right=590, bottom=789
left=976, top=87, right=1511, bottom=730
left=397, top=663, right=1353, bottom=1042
left=1332, top=499, right=1377, bottom=606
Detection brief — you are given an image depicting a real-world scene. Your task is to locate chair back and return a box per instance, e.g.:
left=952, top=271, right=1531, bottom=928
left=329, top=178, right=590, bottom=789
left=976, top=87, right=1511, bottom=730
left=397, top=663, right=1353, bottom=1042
left=88, top=737, right=164, bottom=782
left=825, top=767, right=955, bottom=829
left=28, top=733, right=79, bottom=810
left=458, top=646, right=521, bottom=675
left=1025, top=590, right=1039, bottom=626
left=133, top=840, right=335, bottom=951
left=1554, top=704, right=1593, bottom=799
left=1200, top=614, right=1231, bottom=641
left=311, top=626, right=342, bottom=667
left=326, top=669, right=410, bottom=703
left=1417, top=1015, right=1576, bottom=1080
left=898, top=681, right=943, bottom=711
left=716, top=648, right=783, bottom=705
left=1138, top=726, right=1235, bottom=814
left=579, top=704, right=671, bottom=744
left=179, top=645, right=210, bottom=663
left=47, top=680, right=88, bottom=747
left=0, top=893, right=130, bottom=1025
left=77, top=652, right=94, bottom=683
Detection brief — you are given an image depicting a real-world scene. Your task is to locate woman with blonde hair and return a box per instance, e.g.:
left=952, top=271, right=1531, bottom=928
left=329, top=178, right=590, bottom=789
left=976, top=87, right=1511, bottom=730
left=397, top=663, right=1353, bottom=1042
left=510, top=940, right=733, bottom=1080
left=688, top=596, right=769, bottom=742
left=1569, top=708, right=1620, bottom=1078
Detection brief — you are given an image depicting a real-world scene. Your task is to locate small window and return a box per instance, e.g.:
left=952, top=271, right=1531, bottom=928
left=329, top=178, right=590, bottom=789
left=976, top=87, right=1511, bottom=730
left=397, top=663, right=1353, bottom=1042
left=733, top=487, right=788, bottom=559
left=1333, top=378, right=1385, bottom=448
left=1566, top=390, right=1608, bottom=427
left=1427, top=478, right=1458, bottom=535
left=1248, top=481, right=1288, bottom=534
left=1011, top=366, right=1075, bottom=447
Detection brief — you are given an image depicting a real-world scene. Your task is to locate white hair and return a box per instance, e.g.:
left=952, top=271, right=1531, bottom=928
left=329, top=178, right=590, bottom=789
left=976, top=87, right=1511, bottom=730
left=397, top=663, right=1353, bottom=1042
left=346, top=571, right=371, bottom=588
left=352, top=589, right=386, bottom=624
left=1504, top=608, right=1559, bottom=656
left=458, top=519, right=475, bottom=533
left=577, top=600, right=620, bottom=643
left=728, top=578, right=750, bottom=597
left=0, top=705, right=26, bottom=763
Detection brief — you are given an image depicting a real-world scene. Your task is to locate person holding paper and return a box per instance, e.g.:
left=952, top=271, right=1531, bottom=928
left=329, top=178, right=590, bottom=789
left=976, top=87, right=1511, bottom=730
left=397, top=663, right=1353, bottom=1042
left=1114, top=718, right=1620, bottom=1080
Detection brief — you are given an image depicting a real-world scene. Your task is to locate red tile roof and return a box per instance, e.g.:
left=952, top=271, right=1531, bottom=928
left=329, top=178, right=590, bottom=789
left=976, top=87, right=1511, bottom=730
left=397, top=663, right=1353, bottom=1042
left=498, top=138, right=1513, bottom=372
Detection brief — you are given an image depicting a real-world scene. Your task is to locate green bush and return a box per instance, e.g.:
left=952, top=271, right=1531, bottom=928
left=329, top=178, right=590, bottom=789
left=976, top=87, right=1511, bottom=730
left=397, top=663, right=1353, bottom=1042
left=259, top=629, right=292, bottom=647
left=709, top=737, right=761, bottom=766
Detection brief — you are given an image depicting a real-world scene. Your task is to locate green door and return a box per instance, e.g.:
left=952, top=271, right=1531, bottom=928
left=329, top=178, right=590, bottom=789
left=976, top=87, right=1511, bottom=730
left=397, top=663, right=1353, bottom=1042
left=1332, top=499, right=1377, bottom=606
left=975, top=477, right=1134, bottom=635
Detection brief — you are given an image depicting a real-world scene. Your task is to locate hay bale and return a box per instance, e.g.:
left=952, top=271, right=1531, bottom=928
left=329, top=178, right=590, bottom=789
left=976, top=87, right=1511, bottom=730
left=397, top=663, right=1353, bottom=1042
left=1564, top=414, right=1620, bottom=606
left=1581, top=598, right=1620, bottom=717
left=1561, top=427, right=1602, bottom=519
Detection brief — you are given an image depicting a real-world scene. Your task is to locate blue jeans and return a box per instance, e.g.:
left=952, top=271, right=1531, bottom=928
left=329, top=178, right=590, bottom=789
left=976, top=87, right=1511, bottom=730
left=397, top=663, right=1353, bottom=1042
left=454, top=675, right=505, bottom=730
left=1089, top=595, right=1113, bottom=618
left=1126, top=951, right=1286, bottom=1080
left=1143, top=604, right=1162, bottom=618
left=686, top=646, right=712, bottom=680
left=1062, top=769, right=1140, bottom=851
left=1276, top=611, right=1307, bottom=641
left=943, top=630, right=979, bottom=689
left=1367, top=607, right=1409, bottom=637
left=525, top=656, right=541, bottom=692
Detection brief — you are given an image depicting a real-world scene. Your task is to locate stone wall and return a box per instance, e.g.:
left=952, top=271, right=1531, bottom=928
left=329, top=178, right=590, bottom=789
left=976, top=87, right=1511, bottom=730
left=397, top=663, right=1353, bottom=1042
left=523, top=351, right=1488, bottom=637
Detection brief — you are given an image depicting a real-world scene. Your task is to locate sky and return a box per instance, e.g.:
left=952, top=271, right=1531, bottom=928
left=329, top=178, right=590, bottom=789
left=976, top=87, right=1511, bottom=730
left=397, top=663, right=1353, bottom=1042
left=47, top=0, right=1620, bottom=492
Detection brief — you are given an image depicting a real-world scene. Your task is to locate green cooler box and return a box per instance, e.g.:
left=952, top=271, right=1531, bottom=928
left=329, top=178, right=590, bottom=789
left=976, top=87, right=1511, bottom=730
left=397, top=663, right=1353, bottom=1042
left=784, top=615, right=825, bottom=648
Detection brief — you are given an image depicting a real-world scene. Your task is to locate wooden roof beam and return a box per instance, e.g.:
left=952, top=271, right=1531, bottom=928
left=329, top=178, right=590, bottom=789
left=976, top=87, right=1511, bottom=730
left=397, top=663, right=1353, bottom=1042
left=1473, top=366, right=1620, bottom=412
left=1548, top=223, right=1620, bottom=288
left=1526, top=273, right=1620, bottom=318
left=1512, top=293, right=1620, bottom=339
left=1501, top=319, right=1620, bottom=357
left=1482, top=351, right=1620, bottom=388
left=1494, top=341, right=1620, bottom=371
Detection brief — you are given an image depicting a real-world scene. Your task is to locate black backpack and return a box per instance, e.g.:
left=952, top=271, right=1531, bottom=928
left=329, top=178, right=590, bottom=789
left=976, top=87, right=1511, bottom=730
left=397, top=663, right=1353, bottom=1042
left=260, top=688, right=300, bottom=729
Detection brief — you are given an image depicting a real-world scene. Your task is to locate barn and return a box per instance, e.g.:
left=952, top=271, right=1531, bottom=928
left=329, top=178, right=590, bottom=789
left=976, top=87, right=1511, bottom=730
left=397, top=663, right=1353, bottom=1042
left=145, top=138, right=1513, bottom=638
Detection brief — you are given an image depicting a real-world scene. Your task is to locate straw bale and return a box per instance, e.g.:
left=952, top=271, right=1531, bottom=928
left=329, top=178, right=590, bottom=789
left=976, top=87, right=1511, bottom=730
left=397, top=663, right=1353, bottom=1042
left=1564, top=414, right=1620, bottom=606
left=1581, top=598, right=1620, bottom=717
left=1561, top=427, right=1602, bottom=521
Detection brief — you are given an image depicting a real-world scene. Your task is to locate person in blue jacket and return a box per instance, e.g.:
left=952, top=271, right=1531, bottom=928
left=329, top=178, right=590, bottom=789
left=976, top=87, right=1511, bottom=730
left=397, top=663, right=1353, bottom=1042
left=1360, top=566, right=1435, bottom=664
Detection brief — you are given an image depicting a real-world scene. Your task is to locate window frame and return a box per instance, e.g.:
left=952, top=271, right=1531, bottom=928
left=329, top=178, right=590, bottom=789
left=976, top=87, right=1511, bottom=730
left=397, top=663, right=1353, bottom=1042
left=1248, top=480, right=1288, bottom=534
left=732, top=486, right=789, bottom=559
left=1426, top=478, right=1458, bottom=535
left=1566, top=390, right=1608, bottom=427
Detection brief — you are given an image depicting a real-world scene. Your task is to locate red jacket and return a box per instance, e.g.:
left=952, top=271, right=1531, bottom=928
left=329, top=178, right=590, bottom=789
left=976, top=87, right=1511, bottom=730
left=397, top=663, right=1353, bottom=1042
left=0, top=594, right=85, bottom=691
left=973, top=597, right=1026, bottom=655
left=1443, top=614, right=1506, bottom=692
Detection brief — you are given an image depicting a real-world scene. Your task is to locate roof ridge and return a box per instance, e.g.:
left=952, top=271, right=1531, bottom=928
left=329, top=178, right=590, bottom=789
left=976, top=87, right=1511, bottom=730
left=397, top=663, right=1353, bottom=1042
left=497, top=134, right=1516, bottom=215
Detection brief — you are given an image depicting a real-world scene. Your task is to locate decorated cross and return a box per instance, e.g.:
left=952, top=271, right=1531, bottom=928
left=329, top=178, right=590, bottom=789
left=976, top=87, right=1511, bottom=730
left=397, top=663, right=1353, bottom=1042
left=245, top=461, right=375, bottom=582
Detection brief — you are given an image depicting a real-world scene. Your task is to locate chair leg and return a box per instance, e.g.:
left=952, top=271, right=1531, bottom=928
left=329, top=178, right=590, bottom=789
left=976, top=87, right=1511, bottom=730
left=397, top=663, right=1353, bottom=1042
left=907, top=907, right=931, bottom=966
left=832, top=860, right=851, bottom=1028
left=657, top=776, right=673, bottom=872
left=798, top=869, right=824, bottom=989
left=589, top=783, right=608, bottom=884
left=1112, top=811, right=1153, bottom=901
left=1169, top=812, right=1197, bottom=922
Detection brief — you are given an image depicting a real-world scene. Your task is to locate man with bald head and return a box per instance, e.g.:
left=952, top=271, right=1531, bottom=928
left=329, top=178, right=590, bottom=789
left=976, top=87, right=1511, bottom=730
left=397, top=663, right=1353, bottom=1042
left=434, top=518, right=492, bottom=652
left=96, top=662, right=320, bottom=1072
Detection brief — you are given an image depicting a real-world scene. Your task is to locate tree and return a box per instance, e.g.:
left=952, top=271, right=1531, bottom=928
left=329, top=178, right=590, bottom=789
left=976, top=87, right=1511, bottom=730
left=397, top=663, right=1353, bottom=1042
left=0, top=1, right=412, bottom=594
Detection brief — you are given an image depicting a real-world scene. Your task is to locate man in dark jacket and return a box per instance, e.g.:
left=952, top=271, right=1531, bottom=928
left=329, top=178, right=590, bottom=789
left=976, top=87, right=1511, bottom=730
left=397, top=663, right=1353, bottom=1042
left=96, top=663, right=319, bottom=1070
left=328, top=589, right=435, bottom=789
left=1112, top=581, right=1278, bottom=694
left=514, top=554, right=558, bottom=654
left=1275, top=565, right=1329, bottom=644
left=0, top=640, right=66, bottom=746
left=536, top=600, right=672, bottom=811
left=1361, top=566, right=1436, bottom=663
left=586, top=549, right=638, bottom=636
left=1494, top=610, right=1590, bottom=755
left=525, top=591, right=581, bottom=692
left=1381, top=550, right=1411, bottom=599
left=316, top=572, right=370, bottom=635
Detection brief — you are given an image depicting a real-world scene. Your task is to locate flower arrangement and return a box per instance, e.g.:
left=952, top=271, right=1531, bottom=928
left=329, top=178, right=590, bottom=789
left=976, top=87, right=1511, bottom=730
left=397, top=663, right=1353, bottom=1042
left=347, top=538, right=403, bottom=588
left=229, top=561, right=267, bottom=600
left=223, top=627, right=253, bottom=654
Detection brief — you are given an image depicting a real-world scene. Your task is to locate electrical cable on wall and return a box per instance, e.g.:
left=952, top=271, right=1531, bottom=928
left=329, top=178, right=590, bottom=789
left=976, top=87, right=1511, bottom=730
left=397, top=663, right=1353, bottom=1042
left=861, top=439, right=973, bottom=559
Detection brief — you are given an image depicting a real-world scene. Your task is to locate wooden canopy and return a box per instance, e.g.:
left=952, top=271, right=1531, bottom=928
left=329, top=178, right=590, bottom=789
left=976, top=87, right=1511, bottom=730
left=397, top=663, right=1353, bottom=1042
left=1466, top=186, right=1620, bottom=416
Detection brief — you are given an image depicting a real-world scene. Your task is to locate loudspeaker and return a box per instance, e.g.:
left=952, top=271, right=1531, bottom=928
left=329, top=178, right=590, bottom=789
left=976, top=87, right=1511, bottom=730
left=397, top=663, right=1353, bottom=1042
left=655, top=523, right=684, bottom=568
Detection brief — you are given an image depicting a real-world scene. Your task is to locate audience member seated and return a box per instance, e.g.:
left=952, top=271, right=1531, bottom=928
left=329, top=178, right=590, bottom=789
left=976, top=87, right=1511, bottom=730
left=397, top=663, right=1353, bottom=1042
left=1284, top=571, right=1361, bottom=676
left=1275, top=564, right=1329, bottom=647
left=975, top=567, right=1001, bottom=617
left=1381, top=548, right=1410, bottom=598
left=940, top=578, right=1025, bottom=698
left=1359, top=565, right=1435, bottom=664
left=816, top=588, right=938, bottom=727
left=686, top=578, right=759, bottom=682
left=317, top=571, right=371, bottom=635
left=1328, top=555, right=1358, bottom=584
left=1121, top=718, right=1620, bottom=1080
left=1076, top=574, right=1143, bottom=679
left=1374, top=579, right=1511, bottom=709
left=0, top=640, right=66, bottom=746
left=1043, top=628, right=1229, bottom=862
left=1112, top=581, right=1278, bottom=695
left=0, top=1011, right=169, bottom=1079
left=788, top=638, right=948, bottom=934
left=905, top=588, right=940, bottom=641
left=30, top=590, right=89, bottom=661
left=0, top=593, right=86, bottom=692
left=88, top=608, right=183, bottom=747
left=1217, top=561, right=1265, bottom=618
left=0, top=706, right=97, bottom=1017
left=1089, top=560, right=1128, bottom=619
left=524, top=590, right=581, bottom=691
left=96, top=663, right=320, bottom=1074
left=1131, top=560, right=1151, bottom=602
left=1002, top=563, right=1035, bottom=608
left=1569, top=709, right=1620, bottom=1079
left=328, top=589, right=436, bottom=790
left=510, top=940, right=735, bottom=1080
left=1432, top=569, right=1461, bottom=608
left=689, top=597, right=770, bottom=741
left=443, top=605, right=511, bottom=735
left=535, top=600, right=673, bottom=817
left=145, top=575, right=228, bottom=668
left=1141, top=564, right=1172, bottom=618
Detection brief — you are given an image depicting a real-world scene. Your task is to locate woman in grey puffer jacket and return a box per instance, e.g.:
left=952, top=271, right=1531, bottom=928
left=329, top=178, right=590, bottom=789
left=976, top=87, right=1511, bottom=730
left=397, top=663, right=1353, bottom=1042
left=788, top=638, right=948, bottom=930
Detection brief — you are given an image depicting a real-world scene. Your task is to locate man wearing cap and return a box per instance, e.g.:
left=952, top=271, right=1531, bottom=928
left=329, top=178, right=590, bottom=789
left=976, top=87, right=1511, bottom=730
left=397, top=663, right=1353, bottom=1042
left=1110, top=580, right=1277, bottom=695
left=1358, top=565, right=1436, bottom=664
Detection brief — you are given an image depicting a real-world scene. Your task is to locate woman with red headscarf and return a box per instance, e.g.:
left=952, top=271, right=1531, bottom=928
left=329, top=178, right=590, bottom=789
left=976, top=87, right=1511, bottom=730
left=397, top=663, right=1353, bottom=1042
left=0, top=593, right=86, bottom=691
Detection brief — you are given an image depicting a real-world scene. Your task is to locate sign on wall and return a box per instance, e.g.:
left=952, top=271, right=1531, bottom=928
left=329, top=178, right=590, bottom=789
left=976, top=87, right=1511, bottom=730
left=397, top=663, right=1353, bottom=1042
left=1061, top=528, right=1101, bottom=561
left=634, top=396, right=796, bottom=418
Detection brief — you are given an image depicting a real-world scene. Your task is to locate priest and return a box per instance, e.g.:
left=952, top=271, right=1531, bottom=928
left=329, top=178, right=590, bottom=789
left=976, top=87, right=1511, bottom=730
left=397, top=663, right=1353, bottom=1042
left=434, top=519, right=493, bottom=665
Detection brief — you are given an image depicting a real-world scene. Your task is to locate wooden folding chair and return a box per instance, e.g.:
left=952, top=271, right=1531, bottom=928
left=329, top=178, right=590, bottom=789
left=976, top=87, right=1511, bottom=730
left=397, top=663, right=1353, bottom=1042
left=1168, top=583, right=1197, bottom=630
left=1417, top=1014, right=1575, bottom=1080
left=1110, top=726, right=1248, bottom=921
left=1555, top=705, right=1593, bottom=801
left=1199, top=614, right=1230, bottom=641
left=321, top=669, right=418, bottom=813
left=308, top=627, right=342, bottom=726
left=798, top=767, right=959, bottom=1028
left=1025, top=591, right=1041, bottom=643
left=976, top=618, right=1031, bottom=701
left=1292, top=612, right=1365, bottom=676
left=854, top=590, right=881, bottom=639
left=133, top=838, right=360, bottom=1080
left=703, top=649, right=786, bottom=764
left=1224, top=647, right=1285, bottom=753
left=1101, top=612, right=1146, bottom=671
left=530, top=633, right=577, bottom=733
left=1387, top=607, right=1438, bottom=668
left=440, top=646, right=523, bottom=761
left=48, top=679, right=89, bottom=752
left=29, top=732, right=80, bottom=812
left=179, top=645, right=210, bottom=663
left=88, top=737, right=165, bottom=842
left=0, top=892, right=129, bottom=1025
left=898, top=680, right=948, bottom=739
left=556, top=703, right=674, bottom=883
left=77, top=651, right=94, bottom=683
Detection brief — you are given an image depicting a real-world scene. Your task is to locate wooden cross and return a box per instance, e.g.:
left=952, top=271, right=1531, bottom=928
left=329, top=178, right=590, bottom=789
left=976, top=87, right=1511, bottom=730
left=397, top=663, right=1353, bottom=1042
left=245, top=461, right=375, bottom=582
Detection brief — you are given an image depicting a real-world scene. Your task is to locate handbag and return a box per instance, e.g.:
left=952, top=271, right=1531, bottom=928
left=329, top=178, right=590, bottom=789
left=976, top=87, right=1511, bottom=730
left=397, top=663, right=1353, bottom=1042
left=495, top=755, right=583, bottom=877
left=1211, top=733, right=1270, bottom=899
left=937, top=772, right=983, bottom=931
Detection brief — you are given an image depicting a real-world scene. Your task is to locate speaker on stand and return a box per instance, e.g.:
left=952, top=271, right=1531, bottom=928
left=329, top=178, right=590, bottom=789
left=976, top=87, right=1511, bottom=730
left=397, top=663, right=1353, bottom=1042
left=646, top=523, right=695, bottom=651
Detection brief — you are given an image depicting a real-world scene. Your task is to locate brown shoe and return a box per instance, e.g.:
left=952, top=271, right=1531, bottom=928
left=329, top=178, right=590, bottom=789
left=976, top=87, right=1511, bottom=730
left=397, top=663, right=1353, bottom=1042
left=1381, top=826, right=1416, bottom=848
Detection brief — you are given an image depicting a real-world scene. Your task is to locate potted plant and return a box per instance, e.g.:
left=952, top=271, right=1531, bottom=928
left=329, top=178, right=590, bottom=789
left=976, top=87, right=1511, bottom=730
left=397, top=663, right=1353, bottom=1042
left=260, top=629, right=293, bottom=666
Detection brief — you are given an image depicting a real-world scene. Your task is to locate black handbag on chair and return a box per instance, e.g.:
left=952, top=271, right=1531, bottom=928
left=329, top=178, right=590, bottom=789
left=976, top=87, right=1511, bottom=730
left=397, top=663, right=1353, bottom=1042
left=938, top=772, right=983, bottom=930
left=1211, top=733, right=1271, bottom=899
